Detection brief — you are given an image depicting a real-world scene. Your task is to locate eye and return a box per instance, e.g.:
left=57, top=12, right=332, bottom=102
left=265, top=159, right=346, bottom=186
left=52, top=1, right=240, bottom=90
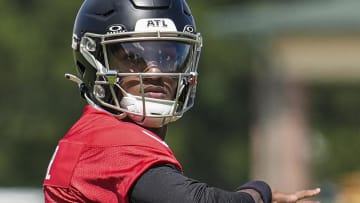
left=127, top=52, right=137, bottom=60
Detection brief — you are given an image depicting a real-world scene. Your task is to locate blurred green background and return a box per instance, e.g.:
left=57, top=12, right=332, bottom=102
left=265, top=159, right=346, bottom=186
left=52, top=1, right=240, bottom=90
left=1, top=0, right=360, bottom=202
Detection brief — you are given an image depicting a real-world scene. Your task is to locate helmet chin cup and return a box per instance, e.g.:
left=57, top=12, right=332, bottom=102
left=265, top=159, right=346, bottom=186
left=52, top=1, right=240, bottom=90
left=120, top=94, right=179, bottom=127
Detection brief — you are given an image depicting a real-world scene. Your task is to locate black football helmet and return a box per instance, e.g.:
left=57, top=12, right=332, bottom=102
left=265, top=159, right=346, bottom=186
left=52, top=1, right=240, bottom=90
left=67, top=0, right=202, bottom=128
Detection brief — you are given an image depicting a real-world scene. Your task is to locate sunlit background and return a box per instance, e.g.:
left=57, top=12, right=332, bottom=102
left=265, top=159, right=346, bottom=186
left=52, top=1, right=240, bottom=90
left=1, top=0, right=360, bottom=202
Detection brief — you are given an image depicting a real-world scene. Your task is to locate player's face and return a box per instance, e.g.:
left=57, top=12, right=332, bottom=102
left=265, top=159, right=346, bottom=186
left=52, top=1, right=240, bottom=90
left=108, top=41, right=192, bottom=100
left=119, top=67, right=177, bottom=100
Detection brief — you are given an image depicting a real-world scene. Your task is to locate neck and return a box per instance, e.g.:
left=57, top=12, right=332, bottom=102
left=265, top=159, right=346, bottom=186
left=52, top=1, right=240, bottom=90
left=146, top=126, right=167, bottom=140
left=122, top=117, right=168, bottom=140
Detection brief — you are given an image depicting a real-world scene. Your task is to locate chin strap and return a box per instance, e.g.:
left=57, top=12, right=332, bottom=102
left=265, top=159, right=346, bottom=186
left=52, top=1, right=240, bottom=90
left=120, top=94, right=175, bottom=115
left=120, top=93, right=180, bottom=128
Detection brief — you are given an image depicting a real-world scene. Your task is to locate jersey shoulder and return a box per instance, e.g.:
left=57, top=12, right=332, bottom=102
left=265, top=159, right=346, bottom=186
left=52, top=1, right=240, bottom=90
left=64, top=105, right=169, bottom=149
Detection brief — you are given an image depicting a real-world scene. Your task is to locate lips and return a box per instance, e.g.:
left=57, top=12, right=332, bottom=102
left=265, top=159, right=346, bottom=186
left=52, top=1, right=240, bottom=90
left=143, top=86, right=168, bottom=99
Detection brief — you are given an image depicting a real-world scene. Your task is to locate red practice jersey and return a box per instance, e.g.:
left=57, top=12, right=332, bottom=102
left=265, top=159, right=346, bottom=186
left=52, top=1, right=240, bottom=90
left=43, top=105, right=182, bottom=203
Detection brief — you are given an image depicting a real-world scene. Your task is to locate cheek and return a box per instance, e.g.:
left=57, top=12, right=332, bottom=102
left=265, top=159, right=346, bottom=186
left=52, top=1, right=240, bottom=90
left=126, top=86, right=139, bottom=95
left=171, top=82, right=177, bottom=94
left=119, top=77, right=141, bottom=95
left=165, top=79, right=178, bottom=97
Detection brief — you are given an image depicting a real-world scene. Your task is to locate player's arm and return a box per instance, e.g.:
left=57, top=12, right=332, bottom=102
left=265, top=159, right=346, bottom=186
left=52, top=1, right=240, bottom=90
left=129, top=164, right=271, bottom=203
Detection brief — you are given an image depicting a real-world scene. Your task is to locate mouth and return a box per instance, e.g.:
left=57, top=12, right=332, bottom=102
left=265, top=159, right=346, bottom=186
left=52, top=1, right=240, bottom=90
left=143, top=86, right=169, bottom=99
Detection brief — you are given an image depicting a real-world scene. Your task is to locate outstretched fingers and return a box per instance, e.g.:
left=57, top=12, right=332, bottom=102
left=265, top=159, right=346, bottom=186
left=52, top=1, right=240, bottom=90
left=272, top=188, right=321, bottom=203
left=294, top=188, right=321, bottom=200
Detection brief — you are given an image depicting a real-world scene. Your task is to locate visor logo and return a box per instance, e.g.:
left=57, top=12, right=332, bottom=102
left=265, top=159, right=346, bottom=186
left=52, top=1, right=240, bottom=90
left=107, top=24, right=127, bottom=34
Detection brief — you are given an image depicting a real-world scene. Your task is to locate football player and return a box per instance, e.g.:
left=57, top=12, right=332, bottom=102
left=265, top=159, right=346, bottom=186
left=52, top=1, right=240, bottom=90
left=43, top=0, right=320, bottom=202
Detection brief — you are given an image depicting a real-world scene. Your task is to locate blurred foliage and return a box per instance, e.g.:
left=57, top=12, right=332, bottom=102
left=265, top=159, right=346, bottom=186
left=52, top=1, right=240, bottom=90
left=0, top=0, right=84, bottom=186
left=310, top=83, right=360, bottom=182
left=1, top=0, right=360, bottom=194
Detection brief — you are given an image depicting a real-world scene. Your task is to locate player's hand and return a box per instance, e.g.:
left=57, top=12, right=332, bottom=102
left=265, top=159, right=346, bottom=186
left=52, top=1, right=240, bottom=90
left=272, top=188, right=321, bottom=203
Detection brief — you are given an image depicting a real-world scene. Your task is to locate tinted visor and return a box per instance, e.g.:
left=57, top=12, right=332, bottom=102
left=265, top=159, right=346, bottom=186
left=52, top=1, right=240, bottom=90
left=106, top=41, right=192, bottom=73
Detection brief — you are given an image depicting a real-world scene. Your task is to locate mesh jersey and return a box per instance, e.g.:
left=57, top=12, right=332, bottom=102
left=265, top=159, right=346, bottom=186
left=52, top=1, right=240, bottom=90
left=43, top=105, right=182, bottom=203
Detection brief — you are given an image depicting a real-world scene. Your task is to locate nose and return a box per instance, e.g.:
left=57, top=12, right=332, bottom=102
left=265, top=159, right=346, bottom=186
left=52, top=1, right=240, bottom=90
left=144, top=66, right=162, bottom=74
left=143, top=61, right=162, bottom=73
left=143, top=61, right=162, bottom=81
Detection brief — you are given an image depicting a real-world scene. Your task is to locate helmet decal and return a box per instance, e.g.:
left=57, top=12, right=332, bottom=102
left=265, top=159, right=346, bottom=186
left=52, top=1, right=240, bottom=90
left=107, top=24, right=127, bottom=34
left=183, top=25, right=195, bottom=33
left=135, top=18, right=177, bottom=32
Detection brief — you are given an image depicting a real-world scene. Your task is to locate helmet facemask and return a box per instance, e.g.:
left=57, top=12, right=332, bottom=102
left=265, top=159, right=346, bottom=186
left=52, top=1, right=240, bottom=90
left=79, top=30, right=202, bottom=128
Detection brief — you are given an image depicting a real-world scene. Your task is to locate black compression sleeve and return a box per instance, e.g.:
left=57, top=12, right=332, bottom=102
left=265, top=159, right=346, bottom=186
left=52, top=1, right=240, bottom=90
left=238, top=181, right=272, bottom=203
left=129, top=165, right=258, bottom=203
